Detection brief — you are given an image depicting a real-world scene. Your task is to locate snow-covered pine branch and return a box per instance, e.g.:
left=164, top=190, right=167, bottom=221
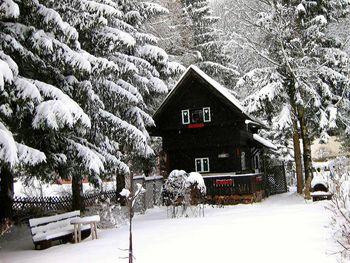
left=67, top=139, right=105, bottom=175
left=98, top=109, right=150, bottom=156
left=0, top=0, right=19, bottom=19
left=32, top=80, right=91, bottom=129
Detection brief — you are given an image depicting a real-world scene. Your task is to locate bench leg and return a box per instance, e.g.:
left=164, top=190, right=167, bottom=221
left=74, top=224, right=78, bottom=243
left=94, top=222, right=98, bottom=239
left=90, top=223, right=97, bottom=240
left=78, top=223, right=81, bottom=243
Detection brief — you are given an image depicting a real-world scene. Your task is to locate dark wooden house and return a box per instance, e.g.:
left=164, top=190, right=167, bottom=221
left=150, top=65, right=277, bottom=203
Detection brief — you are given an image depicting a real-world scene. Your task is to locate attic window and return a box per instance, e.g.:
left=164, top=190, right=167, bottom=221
left=191, top=109, right=203, bottom=123
left=182, top=109, right=190, bottom=124
left=182, top=107, right=211, bottom=125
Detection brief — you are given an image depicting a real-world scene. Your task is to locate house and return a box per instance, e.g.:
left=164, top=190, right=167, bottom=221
left=150, top=65, right=278, bottom=203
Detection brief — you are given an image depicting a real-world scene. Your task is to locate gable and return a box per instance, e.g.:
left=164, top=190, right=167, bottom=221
left=153, top=66, right=250, bottom=134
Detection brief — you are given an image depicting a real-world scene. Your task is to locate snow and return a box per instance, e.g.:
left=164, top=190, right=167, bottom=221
left=0, top=58, right=14, bottom=90
left=186, top=172, right=206, bottom=194
left=253, top=134, right=278, bottom=150
left=32, top=81, right=91, bottom=129
left=0, top=191, right=340, bottom=263
left=137, top=45, right=168, bottom=65
left=67, top=140, right=105, bottom=174
left=0, top=122, right=18, bottom=166
left=296, top=3, right=306, bottom=14
left=0, top=0, right=19, bottom=19
left=189, top=65, right=246, bottom=113
left=120, top=188, right=130, bottom=198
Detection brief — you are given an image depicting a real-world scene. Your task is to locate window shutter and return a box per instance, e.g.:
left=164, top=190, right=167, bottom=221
left=203, top=158, right=209, bottom=172
left=203, top=107, right=211, bottom=122
left=195, top=159, right=202, bottom=172
left=182, top=109, right=190, bottom=124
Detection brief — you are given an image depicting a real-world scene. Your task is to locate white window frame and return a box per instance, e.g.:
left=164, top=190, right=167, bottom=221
left=203, top=107, right=211, bottom=122
left=181, top=109, right=190, bottom=124
left=195, top=157, right=210, bottom=173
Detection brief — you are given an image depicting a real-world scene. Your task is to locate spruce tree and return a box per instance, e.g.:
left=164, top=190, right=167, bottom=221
left=0, top=0, right=92, bottom=217
left=238, top=0, right=350, bottom=193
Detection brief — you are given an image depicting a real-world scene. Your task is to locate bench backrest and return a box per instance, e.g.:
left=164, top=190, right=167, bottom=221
left=29, top=211, right=81, bottom=239
left=29, top=211, right=81, bottom=228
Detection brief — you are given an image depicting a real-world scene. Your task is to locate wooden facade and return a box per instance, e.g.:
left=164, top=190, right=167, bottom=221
left=150, top=65, right=276, bottom=202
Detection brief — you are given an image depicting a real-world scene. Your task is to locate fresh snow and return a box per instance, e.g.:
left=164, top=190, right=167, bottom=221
left=0, top=190, right=340, bottom=263
left=253, top=133, right=278, bottom=150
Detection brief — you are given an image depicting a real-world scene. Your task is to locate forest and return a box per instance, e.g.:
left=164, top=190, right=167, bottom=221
left=1, top=0, right=350, bottom=252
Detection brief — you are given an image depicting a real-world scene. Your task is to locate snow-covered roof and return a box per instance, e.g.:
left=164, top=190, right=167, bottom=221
left=253, top=134, right=277, bottom=150
left=154, top=65, right=260, bottom=123
left=188, top=65, right=246, bottom=113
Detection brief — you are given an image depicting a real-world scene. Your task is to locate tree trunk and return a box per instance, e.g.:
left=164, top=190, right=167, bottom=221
left=128, top=173, right=134, bottom=263
left=72, top=175, right=84, bottom=211
left=292, top=119, right=304, bottom=194
left=298, top=110, right=313, bottom=182
left=117, top=173, right=126, bottom=205
left=0, top=165, right=14, bottom=220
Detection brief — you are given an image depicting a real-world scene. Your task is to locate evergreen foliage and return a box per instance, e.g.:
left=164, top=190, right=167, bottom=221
left=0, top=0, right=184, bottom=214
left=234, top=0, right=350, bottom=190
left=182, top=0, right=239, bottom=88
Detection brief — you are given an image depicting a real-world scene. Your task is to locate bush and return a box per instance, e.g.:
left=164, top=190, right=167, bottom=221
left=162, top=170, right=206, bottom=217
left=328, top=157, right=350, bottom=259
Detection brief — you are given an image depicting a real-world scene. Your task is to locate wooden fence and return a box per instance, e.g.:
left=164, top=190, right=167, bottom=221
left=12, top=191, right=117, bottom=219
left=12, top=176, right=164, bottom=220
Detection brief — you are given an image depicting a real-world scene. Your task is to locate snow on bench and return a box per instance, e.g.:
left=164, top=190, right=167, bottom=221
left=29, top=211, right=91, bottom=250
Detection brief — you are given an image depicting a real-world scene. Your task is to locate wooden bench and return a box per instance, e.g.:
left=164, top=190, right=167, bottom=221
left=311, top=191, right=333, bottom=202
left=29, top=211, right=91, bottom=250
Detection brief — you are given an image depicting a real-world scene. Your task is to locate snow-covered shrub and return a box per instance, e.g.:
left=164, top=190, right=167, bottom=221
left=87, top=196, right=128, bottom=229
left=328, top=157, right=350, bottom=259
left=162, top=170, right=188, bottom=207
left=162, top=170, right=206, bottom=217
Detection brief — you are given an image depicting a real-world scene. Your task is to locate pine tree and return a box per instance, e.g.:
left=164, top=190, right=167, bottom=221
left=38, top=0, right=184, bottom=209
left=0, top=0, right=92, bottom=218
left=181, top=0, right=240, bottom=88
left=238, top=0, right=350, bottom=193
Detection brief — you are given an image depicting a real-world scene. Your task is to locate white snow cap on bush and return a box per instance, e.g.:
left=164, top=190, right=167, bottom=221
left=120, top=188, right=130, bottom=198
left=186, top=172, right=206, bottom=194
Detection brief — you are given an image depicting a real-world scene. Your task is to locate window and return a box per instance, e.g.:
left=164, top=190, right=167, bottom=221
left=195, top=158, right=210, bottom=172
left=203, top=107, right=211, bottom=122
left=191, top=109, right=203, bottom=123
left=181, top=107, right=211, bottom=125
left=182, top=109, right=190, bottom=124
left=241, top=152, right=246, bottom=170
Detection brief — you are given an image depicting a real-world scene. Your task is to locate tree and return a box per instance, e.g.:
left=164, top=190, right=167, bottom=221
left=150, top=0, right=239, bottom=89
left=41, top=0, right=184, bottom=209
left=1, top=0, right=184, bottom=217
left=233, top=0, right=350, bottom=193
left=0, top=0, right=91, bottom=218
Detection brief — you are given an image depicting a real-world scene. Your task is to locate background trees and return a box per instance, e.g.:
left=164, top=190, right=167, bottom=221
left=209, top=0, right=350, bottom=193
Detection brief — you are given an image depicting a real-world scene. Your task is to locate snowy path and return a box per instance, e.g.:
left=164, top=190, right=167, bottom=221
left=0, top=191, right=339, bottom=263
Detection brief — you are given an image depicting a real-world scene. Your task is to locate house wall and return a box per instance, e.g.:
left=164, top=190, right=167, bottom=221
left=154, top=72, right=260, bottom=175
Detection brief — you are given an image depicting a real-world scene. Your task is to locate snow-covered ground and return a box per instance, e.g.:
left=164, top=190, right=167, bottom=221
left=0, top=190, right=340, bottom=263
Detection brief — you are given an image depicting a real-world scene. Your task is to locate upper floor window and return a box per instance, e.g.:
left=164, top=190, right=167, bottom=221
left=181, top=107, right=211, bottom=125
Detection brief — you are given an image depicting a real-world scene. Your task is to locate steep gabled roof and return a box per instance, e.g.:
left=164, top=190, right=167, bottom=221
left=154, top=65, right=264, bottom=127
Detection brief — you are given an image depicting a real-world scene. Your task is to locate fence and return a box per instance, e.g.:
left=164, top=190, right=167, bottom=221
left=265, top=164, right=288, bottom=195
left=12, top=176, right=163, bottom=219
